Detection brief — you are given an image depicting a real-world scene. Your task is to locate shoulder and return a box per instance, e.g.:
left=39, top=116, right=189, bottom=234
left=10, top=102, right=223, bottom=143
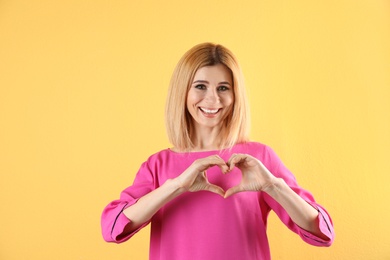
left=143, top=147, right=194, bottom=166
left=236, top=141, right=281, bottom=165
left=133, top=149, right=175, bottom=176
left=144, top=148, right=173, bottom=164
left=236, top=141, right=274, bottom=155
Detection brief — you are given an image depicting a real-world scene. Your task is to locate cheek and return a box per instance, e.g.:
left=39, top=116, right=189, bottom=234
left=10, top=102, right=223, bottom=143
left=223, top=94, right=234, bottom=107
left=187, top=91, right=203, bottom=106
left=186, top=96, right=195, bottom=109
left=224, top=96, right=235, bottom=115
left=186, top=94, right=198, bottom=114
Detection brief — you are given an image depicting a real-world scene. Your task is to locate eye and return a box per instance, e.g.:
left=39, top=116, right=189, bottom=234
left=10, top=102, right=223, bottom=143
left=194, top=84, right=207, bottom=90
left=217, top=85, right=230, bottom=91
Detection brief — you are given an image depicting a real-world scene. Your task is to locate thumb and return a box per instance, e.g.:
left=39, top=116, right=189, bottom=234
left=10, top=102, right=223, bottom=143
left=224, top=185, right=242, bottom=198
left=204, top=184, right=225, bottom=197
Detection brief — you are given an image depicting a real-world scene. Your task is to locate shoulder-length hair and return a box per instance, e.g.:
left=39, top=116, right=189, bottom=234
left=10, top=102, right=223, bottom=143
left=165, top=42, right=250, bottom=151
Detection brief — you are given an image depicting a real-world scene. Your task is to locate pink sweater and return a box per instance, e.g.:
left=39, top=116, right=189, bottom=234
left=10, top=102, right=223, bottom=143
left=101, top=142, right=334, bottom=259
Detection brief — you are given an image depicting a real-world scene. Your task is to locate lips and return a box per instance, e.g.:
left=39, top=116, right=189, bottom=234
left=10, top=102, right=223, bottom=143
left=199, top=107, right=221, bottom=115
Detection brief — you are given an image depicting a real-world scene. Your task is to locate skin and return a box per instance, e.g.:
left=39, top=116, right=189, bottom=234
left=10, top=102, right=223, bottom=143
left=186, top=63, right=234, bottom=150
left=122, top=64, right=330, bottom=241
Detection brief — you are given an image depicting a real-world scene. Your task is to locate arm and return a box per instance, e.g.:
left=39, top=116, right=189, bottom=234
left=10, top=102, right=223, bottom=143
left=225, top=152, right=334, bottom=245
left=262, top=178, right=329, bottom=240
left=122, top=178, right=184, bottom=233
left=101, top=160, right=156, bottom=243
left=104, top=155, right=228, bottom=242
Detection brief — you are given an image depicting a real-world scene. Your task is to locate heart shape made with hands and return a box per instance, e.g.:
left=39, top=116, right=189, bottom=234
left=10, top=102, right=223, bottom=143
left=185, top=153, right=275, bottom=198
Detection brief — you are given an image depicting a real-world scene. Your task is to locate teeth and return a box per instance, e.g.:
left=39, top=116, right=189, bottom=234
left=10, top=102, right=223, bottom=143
left=200, top=107, right=219, bottom=114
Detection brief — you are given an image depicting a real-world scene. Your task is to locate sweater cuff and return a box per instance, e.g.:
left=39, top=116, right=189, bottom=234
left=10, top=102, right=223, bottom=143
left=298, top=202, right=335, bottom=247
left=110, top=202, right=150, bottom=243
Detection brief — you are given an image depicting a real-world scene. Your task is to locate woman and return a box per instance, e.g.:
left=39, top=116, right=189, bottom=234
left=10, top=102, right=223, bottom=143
left=101, top=43, right=334, bottom=260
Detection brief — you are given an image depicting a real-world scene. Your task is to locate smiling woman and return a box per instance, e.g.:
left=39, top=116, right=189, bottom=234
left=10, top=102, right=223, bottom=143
left=165, top=43, right=250, bottom=152
left=186, top=64, right=234, bottom=148
left=101, top=43, right=335, bottom=260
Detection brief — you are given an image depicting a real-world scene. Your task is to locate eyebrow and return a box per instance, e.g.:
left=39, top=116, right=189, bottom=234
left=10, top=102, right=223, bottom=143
left=192, top=80, right=232, bottom=86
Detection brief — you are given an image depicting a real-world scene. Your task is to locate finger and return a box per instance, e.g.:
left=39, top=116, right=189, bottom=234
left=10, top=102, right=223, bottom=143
left=218, top=163, right=229, bottom=173
left=227, top=154, right=246, bottom=171
left=203, top=155, right=229, bottom=173
left=224, top=185, right=243, bottom=198
left=204, top=184, right=225, bottom=197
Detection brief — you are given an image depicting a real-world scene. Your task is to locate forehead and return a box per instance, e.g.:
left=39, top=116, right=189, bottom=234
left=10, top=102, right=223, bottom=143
left=193, top=64, right=232, bottom=83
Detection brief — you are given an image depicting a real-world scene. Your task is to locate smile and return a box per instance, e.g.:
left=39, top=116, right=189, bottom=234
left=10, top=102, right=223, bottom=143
left=199, top=107, right=221, bottom=114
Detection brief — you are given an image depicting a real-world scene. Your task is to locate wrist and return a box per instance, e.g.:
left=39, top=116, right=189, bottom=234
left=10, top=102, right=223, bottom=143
left=165, top=178, right=187, bottom=196
left=261, top=178, right=286, bottom=195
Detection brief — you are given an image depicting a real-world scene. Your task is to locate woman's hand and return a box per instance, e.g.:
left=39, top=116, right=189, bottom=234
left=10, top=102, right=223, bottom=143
left=225, top=153, right=278, bottom=198
left=174, top=155, right=228, bottom=197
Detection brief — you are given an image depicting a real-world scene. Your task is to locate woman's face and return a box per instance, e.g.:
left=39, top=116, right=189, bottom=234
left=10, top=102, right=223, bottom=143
left=186, top=64, right=234, bottom=132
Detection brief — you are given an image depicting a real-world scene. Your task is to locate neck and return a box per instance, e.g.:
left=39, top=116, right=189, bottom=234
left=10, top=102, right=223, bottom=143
left=190, top=126, right=223, bottom=151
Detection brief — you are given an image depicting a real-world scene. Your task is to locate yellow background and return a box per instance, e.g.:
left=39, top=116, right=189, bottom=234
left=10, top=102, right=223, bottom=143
left=1, top=1, right=389, bottom=259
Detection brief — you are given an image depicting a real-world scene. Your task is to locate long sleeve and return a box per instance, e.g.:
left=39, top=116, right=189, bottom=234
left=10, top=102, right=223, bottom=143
left=101, top=161, right=156, bottom=243
left=262, top=146, right=335, bottom=246
left=100, top=144, right=334, bottom=259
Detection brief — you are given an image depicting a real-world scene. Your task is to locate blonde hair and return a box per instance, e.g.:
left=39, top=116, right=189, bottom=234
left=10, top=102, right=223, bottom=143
left=165, top=42, right=250, bottom=151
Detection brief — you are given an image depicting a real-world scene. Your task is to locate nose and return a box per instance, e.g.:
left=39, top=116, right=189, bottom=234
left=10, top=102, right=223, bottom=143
left=205, top=88, right=220, bottom=104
